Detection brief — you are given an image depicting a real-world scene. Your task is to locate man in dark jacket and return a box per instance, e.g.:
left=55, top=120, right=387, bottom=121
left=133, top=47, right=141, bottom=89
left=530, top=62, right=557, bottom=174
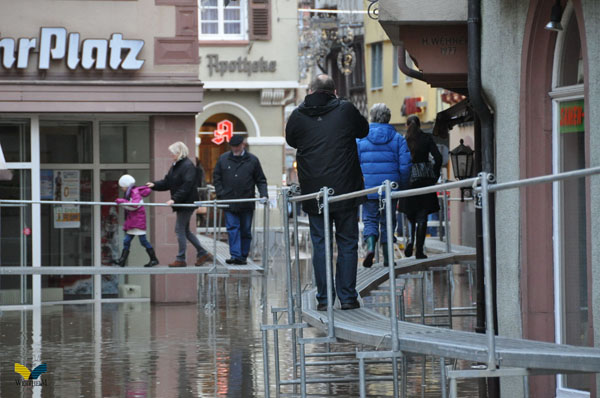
left=213, top=135, right=268, bottom=265
left=285, top=74, right=369, bottom=310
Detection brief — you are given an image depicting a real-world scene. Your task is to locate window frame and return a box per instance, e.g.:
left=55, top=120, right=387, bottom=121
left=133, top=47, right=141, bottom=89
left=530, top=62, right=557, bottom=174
left=371, top=42, right=383, bottom=90
left=198, top=0, right=248, bottom=41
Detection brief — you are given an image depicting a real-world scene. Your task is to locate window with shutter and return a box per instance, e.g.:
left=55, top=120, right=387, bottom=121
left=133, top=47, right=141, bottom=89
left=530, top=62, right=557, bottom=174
left=248, top=0, right=270, bottom=41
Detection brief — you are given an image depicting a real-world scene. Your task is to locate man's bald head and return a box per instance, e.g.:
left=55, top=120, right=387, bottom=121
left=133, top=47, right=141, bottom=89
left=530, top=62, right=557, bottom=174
left=309, top=74, right=336, bottom=95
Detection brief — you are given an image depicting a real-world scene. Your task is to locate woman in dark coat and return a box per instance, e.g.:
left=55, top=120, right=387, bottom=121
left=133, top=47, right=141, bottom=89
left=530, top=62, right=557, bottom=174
left=146, top=141, right=212, bottom=267
left=399, top=115, right=442, bottom=259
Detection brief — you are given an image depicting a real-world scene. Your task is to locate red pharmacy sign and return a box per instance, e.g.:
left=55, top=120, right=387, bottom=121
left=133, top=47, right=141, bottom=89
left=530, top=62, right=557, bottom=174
left=212, top=120, right=234, bottom=145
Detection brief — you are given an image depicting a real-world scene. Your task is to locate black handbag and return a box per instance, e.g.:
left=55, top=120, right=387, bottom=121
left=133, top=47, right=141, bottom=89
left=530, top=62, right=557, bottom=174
left=410, top=162, right=436, bottom=184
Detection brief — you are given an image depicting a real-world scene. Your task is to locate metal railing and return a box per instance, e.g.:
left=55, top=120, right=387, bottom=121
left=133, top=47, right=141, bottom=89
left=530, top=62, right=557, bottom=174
left=261, top=165, right=600, bottom=398
left=0, top=195, right=271, bottom=307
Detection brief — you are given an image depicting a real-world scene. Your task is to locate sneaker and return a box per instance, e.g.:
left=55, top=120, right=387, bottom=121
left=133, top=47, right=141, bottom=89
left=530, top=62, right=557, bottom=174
left=316, top=302, right=328, bottom=311
left=225, top=258, right=235, bottom=264
left=195, top=253, right=213, bottom=266
left=168, top=260, right=186, bottom=267
left=232, top=258, right=247, bottom=265
left=341, top=301, right=360, bottom=310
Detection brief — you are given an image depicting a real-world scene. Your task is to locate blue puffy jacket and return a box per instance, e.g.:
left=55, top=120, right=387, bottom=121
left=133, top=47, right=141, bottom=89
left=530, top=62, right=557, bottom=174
left=357, top=123, right=412, bottom=199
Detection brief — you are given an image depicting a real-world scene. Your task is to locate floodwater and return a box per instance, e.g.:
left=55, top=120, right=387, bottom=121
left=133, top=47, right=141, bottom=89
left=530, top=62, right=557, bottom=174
left=0, top=254, right=479, bottom=397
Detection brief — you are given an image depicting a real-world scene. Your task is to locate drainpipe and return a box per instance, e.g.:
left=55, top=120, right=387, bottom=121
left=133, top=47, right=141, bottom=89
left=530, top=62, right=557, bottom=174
left=467, top=1, right=499, bottom=397
left=397, top=42, right=425, bottom=82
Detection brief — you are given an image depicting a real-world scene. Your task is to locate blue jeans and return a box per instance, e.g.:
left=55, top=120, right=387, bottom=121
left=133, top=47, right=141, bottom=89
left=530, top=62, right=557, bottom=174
left=225, top=210, right=254, bottom=260
left=123, top=233, right=153, bottom=250
left=362, top=199, right=398, bottom=243
left=308, top=207, right=359, bottom=305
left=175, top=209, right=207, bottom=261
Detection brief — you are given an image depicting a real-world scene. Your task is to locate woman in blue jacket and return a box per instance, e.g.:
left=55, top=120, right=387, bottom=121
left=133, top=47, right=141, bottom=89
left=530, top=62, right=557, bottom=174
left=357, top=104, right=412, bottom=268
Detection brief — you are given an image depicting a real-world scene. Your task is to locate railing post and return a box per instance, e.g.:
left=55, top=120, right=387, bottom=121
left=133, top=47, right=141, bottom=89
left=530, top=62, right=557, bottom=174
left=480, top=172, right=497, bottom=370
left=322, top=186, right=335, bottom=338
left=212, top=199, right=218, bottom=272
left=442, top=181, right=451, bottom=253
left=262, top=201, right=269, bottom=271
left=384, top=180, right=400, bottom=351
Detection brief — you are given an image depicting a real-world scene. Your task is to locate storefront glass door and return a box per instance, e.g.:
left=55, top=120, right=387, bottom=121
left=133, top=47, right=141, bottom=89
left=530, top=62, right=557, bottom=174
left=40, top=121, right=94, bottom=300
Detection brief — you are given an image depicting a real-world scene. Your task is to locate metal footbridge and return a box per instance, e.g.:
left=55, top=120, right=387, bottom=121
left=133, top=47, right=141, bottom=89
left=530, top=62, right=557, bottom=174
left=260, top=166, right=600, bottom=398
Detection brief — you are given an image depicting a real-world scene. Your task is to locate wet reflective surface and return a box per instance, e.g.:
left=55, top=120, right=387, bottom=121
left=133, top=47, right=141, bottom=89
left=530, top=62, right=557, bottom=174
left=0, top=258, right=479, bottom=397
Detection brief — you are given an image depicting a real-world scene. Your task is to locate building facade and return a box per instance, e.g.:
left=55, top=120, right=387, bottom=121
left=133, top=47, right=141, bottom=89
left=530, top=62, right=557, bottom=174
left=377, top=0, right=599, bottom=396
left=195, top=0, right=298, bottom=192
left=0, top=0, right=204, bottom=305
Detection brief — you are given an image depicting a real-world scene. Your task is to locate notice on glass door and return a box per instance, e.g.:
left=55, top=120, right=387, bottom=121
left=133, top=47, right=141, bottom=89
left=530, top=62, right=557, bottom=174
left=53, top=170, right=80, bottom=229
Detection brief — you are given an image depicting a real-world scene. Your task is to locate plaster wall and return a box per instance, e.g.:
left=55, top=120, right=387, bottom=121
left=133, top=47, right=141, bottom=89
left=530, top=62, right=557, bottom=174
left=197, top=0, right=298, bottom=83
left=581, top=0, right=600, bottom=391
left=480, top=0, right=529, bottom=396
left=0, top=0, right=195, bottom=77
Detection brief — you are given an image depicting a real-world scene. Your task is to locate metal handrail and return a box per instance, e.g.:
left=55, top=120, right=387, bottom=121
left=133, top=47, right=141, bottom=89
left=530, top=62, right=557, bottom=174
left=489, top=165, right=600, bottom=192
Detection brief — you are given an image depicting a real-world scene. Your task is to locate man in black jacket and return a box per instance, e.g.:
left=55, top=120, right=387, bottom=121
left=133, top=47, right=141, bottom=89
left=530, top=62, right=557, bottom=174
left=285, top=74, right=369, bottom=310
left=213, top=135, right=268, bottom=265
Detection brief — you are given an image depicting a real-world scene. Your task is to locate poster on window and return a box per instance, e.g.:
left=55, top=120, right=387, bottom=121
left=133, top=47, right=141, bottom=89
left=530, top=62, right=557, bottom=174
left=40, top=170, right=54, bottom=200
left=53, top=170, right=80, bottom=228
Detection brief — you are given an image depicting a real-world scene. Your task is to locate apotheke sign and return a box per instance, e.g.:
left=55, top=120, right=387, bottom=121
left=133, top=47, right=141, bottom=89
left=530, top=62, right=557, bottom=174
left=0, top=27, right=144, bottom=71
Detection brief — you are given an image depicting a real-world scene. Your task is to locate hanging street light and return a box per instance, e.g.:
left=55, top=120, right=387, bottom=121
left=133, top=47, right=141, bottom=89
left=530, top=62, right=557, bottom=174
left=449, top=139, right=474, bottom=201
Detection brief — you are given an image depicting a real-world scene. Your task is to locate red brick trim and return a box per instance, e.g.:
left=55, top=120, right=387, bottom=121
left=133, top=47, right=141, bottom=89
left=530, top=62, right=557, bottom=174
left=155, top=37, right=199, bottom=65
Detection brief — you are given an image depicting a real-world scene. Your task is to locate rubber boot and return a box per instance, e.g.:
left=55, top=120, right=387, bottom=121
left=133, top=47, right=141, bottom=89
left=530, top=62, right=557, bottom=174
left=382, top=243, right=390, bottom=267
left=114, top=249, right=129, bottom=267
left=415, top=222, right=428, bottom=259
left=145, top=248, right=159, bottom=267
left=362, top=236, right=376, bottom=268
left=404, top=222, right=416, bottom=257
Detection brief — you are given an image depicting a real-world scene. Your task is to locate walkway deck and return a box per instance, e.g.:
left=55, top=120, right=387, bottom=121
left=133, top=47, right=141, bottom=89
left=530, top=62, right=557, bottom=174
left=301, top=243, right=600, bottom=373
left=197, top=235, right=263, bottom=273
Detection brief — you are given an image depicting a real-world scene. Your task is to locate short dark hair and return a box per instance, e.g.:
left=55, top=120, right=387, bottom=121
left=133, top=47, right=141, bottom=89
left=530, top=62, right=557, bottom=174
left=309, top=74, right=335, bottom=94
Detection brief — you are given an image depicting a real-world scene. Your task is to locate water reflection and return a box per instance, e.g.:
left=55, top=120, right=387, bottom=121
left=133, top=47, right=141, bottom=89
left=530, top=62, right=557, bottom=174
left=0, top=260, right=478, bottom=397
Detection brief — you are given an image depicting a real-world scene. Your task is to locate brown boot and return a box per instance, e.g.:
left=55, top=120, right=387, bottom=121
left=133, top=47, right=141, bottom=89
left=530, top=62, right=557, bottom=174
left=168, top=260, right=186, bottom=267
left=195, top=253, right=213, bottom=266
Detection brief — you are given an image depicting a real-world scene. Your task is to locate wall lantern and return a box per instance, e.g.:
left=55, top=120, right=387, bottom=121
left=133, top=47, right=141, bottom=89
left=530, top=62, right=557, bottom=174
left=449, top=139, right=474, bottom=201
left=545, top=0, right=564, bottom=32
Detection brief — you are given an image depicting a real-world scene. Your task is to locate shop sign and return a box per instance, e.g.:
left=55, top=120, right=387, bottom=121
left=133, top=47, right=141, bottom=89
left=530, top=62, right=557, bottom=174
left=206, top=54, right=276, bottom=77
left=560, top=100, right=585, bottom=134
left=0, top=27, right=144, bottom=71
left=52, top=170, right=81, bottom=229
left=212, top=120, right=234, bottom=145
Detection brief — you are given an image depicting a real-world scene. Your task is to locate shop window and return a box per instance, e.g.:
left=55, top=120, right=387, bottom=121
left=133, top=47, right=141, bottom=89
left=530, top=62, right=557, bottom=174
left=199, top=0, right=248, bottom=40
left=0, top=170, right=32, bottom=305
left=100, top=121, right=149, bottom=164
left=371, top=42, right=382, bottom=90
left=40, top=121, right=92, bottom=164
left=41, top=169, right=93, bottom=300
left=0, top=119, right=30, bottom=162
left=100, top=169, right=150, bottom=299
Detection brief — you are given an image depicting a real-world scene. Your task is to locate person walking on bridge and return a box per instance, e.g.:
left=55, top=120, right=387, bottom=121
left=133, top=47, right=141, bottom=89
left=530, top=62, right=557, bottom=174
left=399, top=115, right=442, bottom=259
left=213, top=135, right=268, bottom=265
left=357, top=103, right=412, bottom=268
left=285, top=74, right=369, bottom=311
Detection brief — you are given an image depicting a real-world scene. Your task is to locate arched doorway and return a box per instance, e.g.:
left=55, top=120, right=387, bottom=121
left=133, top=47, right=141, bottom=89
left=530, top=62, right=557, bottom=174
left=197, top=113, right=247, bottom=184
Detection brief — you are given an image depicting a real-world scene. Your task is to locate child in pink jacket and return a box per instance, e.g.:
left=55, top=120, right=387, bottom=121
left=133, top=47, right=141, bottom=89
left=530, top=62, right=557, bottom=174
left=114, top=174, right=159, bottom=267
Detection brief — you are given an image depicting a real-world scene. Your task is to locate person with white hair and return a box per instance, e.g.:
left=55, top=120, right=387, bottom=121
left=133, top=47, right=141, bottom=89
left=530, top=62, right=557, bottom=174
left=356, top=103, right=412, bottom=268
left=146, top=141, right=212, bottom=267
left=114, top=174, right=159, bottom=267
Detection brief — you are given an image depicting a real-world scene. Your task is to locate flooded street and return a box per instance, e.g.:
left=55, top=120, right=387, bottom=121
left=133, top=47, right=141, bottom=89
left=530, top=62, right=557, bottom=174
left=0, top=257, right=479, bottom=397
